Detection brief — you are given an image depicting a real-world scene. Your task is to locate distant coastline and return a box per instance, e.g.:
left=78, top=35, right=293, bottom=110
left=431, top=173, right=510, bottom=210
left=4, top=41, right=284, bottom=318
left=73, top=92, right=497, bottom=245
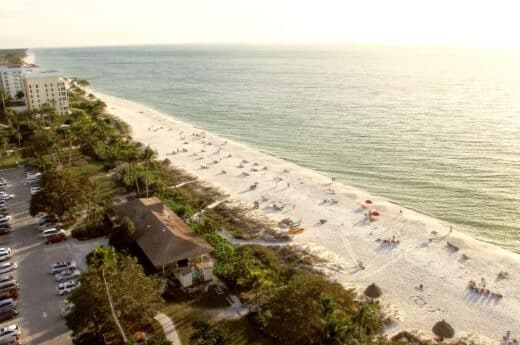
left=0, top=48, right=29, bottom=65
left=31, top=45, right=520, bottom=254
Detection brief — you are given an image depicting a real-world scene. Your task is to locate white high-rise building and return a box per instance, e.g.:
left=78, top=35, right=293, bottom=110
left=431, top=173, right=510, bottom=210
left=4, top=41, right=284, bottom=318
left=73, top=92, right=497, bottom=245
left=0, top=64, right=39, bottom=99
left=22, top=70, right=70, bottom=115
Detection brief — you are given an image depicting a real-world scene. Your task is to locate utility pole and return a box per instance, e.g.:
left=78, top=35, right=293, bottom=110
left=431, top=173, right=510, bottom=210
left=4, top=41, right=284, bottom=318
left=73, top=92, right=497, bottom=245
left=101, top=268, right=128, bottom=343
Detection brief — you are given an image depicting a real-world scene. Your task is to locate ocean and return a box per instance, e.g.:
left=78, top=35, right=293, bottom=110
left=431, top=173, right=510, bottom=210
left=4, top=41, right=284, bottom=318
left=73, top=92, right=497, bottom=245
left=32, top=45, right=520, bottom=253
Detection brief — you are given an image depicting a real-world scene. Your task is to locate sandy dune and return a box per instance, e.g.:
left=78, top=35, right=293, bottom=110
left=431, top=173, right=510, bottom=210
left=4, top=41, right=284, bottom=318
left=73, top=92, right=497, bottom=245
left=89, top=87, right=519, bottom=344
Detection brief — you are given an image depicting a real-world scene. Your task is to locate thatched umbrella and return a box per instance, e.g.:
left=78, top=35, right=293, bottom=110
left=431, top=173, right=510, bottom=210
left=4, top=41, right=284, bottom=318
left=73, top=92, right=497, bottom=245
left=432, top=319, right=455, bottom=341
left=364, top=283, right=382, bottom=301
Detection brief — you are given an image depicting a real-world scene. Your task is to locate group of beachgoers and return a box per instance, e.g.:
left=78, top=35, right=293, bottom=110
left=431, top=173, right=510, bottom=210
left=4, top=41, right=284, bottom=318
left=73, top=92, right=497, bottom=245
left=502, top=331, right=518, bottom=345
left=376, top=235, right=400, bottom=246
left=468, top=278, right=503, bottom=299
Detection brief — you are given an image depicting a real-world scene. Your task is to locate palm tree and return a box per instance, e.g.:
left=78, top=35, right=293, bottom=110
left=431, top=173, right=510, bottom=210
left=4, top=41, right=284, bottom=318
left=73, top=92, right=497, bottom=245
left=238, top=259, right=273, bottom=314
left=140, top=146, right=156, bottom=197
left=5, top=110, right=22, bottom=148
left=15, top=91, right=24, bottom=102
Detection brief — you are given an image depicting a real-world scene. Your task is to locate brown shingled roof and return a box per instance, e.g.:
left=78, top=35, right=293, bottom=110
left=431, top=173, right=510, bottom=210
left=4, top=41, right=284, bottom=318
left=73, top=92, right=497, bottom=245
left=113, top=197, right=213, bottom=269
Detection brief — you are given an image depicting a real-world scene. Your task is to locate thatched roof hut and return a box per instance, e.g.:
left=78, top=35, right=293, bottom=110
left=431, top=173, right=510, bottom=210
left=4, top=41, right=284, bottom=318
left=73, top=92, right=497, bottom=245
left=113, top=197, right=213, bottom=270
left=364, top=283, right=382, bottom=299
left=432, top=320, right=455, bottom=341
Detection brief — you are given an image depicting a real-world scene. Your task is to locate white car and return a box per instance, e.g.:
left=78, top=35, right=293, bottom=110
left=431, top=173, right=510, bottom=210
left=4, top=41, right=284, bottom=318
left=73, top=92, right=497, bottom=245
left=36, top=214, right=49, bottom=225
left=38, top=222, right=58, bottom=232
left=0, top=193, right=13, bottom=200
left=0, top=216, right=12, bottom=223
left=56, top=280, right=80, bottom=295
left=26, top=172, right=41, bottom=180
left=0, top=324, right=21, bottom=343
left=30, top=187, right=41, bottom=195
left=42, top=228, right=65, bottom=237
left=0, top=248, right=11, bottom=256
left=55, top=269, right=81, bottom=282
left=49, top=261, right=76, bottom=274
left=0, top=254, right=10, bottom=263
left=0, top=275, right=13, bottom=284
left=0, top=263, right=17, bottom=274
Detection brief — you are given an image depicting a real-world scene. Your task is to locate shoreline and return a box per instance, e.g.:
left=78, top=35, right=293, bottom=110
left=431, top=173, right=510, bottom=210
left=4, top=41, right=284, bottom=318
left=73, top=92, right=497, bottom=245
left=84, top=86, right=519, bottom=342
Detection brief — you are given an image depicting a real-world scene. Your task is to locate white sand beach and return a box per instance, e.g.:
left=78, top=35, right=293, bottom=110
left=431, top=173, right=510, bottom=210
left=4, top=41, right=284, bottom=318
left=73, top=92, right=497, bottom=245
left=88, top=87, right=519, bottom=343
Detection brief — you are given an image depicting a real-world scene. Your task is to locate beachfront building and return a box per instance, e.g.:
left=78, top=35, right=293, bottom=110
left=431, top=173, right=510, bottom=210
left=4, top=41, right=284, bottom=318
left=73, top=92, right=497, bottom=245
left=22, top=70, right=70, bottom=115
left=0, top=64, right=39, bottom=100
left=113, top=197, right=214, bottom=288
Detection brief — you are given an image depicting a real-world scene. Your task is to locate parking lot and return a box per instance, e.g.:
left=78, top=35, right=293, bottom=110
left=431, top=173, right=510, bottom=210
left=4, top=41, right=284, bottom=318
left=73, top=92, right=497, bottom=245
left=0, top=167, right=106, bottom=345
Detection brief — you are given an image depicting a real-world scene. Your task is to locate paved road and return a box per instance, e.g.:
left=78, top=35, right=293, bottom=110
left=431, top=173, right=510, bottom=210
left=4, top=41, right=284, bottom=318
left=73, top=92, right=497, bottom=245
left=0, top=168, right=107, bottom=345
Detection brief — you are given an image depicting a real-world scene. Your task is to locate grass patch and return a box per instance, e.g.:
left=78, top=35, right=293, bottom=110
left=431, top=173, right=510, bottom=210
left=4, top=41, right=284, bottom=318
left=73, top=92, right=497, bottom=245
left=163, top=300, right=273, bottom=345
left=0, top=153, right=22, bottom=169
left=216, top=317, right=274, bottom=345
left=68, top=161, right=105, bottom=178
left=162, top=300, right=200, bottom=344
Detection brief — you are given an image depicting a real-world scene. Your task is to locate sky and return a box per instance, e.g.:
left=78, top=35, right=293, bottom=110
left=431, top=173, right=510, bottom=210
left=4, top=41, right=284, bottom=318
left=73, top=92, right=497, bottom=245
left=1, top=0, right=520, bottom=48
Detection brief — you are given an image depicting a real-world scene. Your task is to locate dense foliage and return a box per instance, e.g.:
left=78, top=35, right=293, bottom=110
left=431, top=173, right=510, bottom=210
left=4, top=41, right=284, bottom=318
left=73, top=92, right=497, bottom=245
left=66, top=247, right=163, bottom=343
left=30, top=169, right=93, bottom=219
left=190, top=317, right=229, bottom=345
left=4, top=80, right=408, bottom=345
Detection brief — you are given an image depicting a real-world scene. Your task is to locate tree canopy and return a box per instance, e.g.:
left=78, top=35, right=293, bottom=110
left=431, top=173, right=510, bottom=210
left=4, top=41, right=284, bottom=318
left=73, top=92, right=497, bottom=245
left=66, top=246, right=163, bottom=343
left=30, top=169, right=93, bottom=219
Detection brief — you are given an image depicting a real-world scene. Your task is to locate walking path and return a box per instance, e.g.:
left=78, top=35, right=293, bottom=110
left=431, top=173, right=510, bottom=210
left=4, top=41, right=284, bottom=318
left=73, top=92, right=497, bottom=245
left=154, top=312, right=181, bottom=345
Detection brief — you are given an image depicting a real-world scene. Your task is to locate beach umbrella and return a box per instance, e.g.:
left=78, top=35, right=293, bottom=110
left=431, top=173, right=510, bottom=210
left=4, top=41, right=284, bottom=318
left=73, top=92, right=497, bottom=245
left=432, top=320, right=455, bottom=341
left=365, top=199, right=373, bottom=204
left=371, top=211, right=380, bottom=217
left=364, top=283, right=382, bottom=299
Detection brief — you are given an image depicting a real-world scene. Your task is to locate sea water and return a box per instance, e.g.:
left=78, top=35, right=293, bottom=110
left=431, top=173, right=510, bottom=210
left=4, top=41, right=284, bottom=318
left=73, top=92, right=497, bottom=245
left=33, top=45, right=520, bottom=252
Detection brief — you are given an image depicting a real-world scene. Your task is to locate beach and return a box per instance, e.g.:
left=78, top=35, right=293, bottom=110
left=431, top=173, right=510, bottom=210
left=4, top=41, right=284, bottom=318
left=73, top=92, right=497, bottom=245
left=87, top=87, right=520, bottom=343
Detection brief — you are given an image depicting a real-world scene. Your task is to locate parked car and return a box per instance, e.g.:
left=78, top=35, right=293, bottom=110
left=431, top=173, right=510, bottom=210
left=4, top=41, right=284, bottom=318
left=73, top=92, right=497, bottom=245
left=0, top=280, right=18, bottom=291
left=36, top=214, right=49, bottom=225
left=0, top=289, right=18, bottom=301
left=49, top=261, right=76, bottom=274
left=25, top=171, right=42, bottom=180
left=42, top=228, right=65, bottom=237
left=0, top=306, right=17, bottom=323
left=0, top=276, right=13, bottom=284
left=45, top=232, right=67, bottom=244
left=0, top=220, right=10, bottom=229
left=0, top=249, right=11, bottom=257
left=0, top=193, right=13, bottom=200
left=0, top=255, right=9, bottom=263
left=30, top=187, right=41, bottom=195
left=38, top=222, right=60, bottom=232
left=55, top=269, right=81, bottom=282
left=60, top=302, right=74, bottom=317
left=56, top=280, right=80, bottom=295
left=0, top=226, right=12, bottom=235
left=0, top=216, right=11, bottom=224
left=0, top=263, right=16, bottom=275
left=0, top=324, right=21, bottom=344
